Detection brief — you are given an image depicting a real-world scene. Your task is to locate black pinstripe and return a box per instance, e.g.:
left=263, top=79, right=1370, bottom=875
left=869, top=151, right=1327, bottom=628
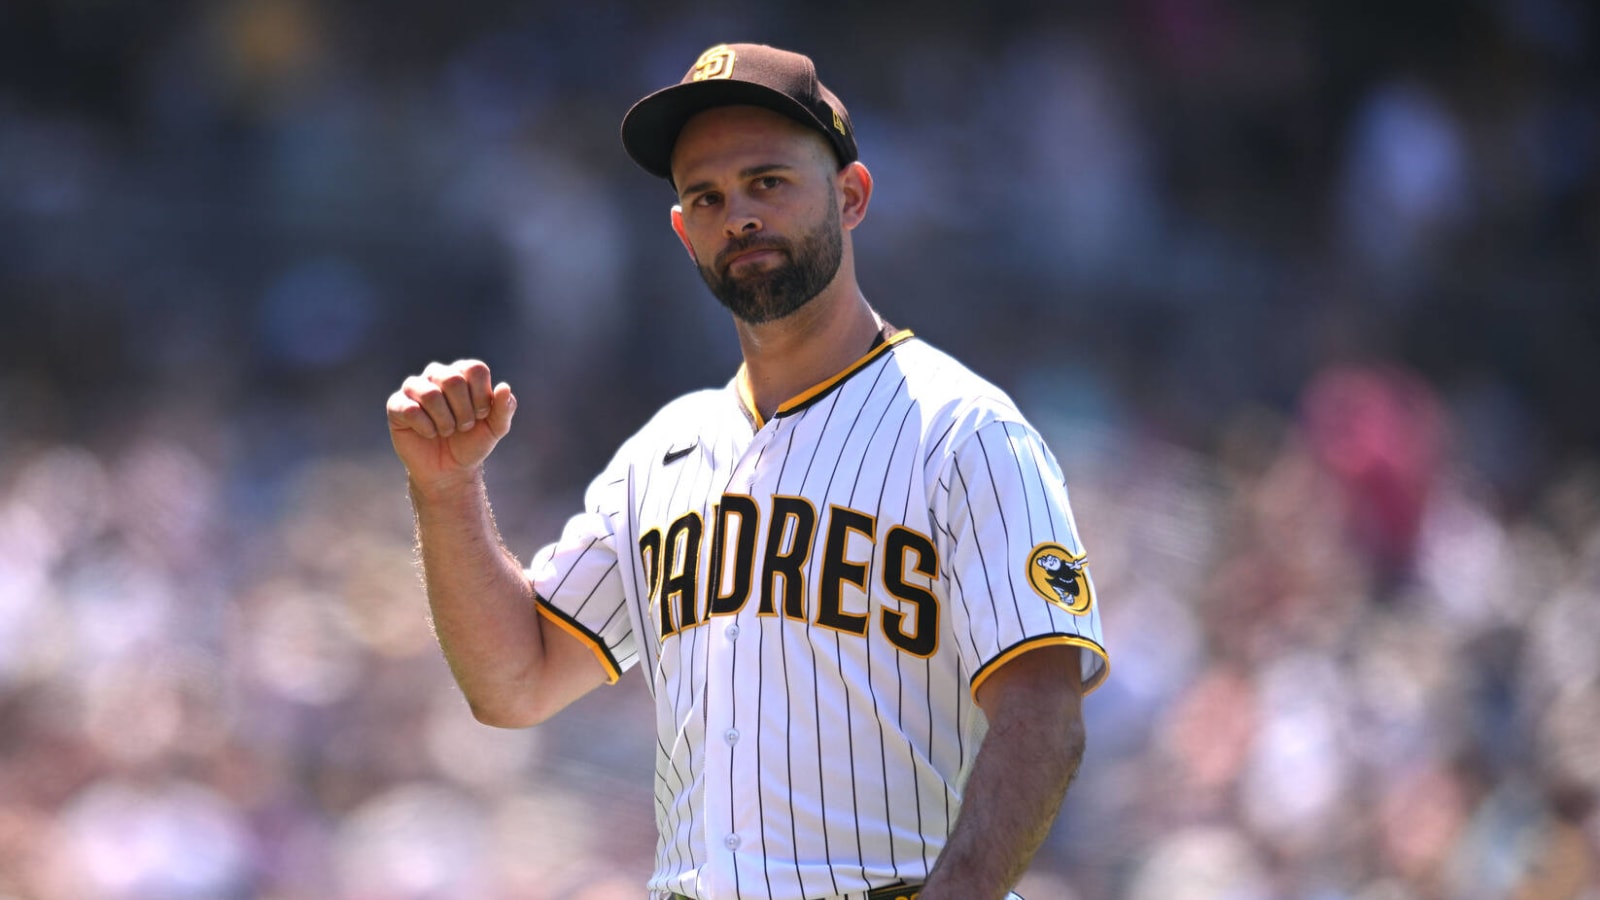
left=524, top=335, right=1108, bottom=900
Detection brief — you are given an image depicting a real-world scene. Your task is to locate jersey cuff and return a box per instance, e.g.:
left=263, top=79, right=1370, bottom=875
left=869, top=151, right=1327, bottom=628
left=535, top=598, right=622, bottom=685
left=970, top=634, right=1110, bottom=702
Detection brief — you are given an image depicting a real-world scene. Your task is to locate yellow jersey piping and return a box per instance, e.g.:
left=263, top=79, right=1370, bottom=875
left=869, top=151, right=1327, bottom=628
left=735, top=329, right=915, bottom=427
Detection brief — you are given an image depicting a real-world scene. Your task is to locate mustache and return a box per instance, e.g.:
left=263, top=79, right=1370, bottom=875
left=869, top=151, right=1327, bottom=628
left=714, top=236, right=790, bottom=272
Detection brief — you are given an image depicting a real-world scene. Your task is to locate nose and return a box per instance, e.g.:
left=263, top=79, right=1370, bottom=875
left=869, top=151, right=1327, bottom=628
left=722, top=197, right=762, bottom=238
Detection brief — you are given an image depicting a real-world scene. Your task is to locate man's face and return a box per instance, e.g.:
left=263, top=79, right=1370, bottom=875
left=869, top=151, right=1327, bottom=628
left=670, top=106, right=844, bottom=325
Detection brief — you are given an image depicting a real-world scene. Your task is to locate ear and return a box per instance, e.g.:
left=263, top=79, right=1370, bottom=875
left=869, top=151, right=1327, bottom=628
left=669, top=205, right=699, bottom=264
left=837, top=161, right=873, bottom=231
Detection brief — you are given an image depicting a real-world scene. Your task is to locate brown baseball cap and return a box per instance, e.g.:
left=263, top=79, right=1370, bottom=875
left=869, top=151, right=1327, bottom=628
left=621, top=43, right=857, bottom=181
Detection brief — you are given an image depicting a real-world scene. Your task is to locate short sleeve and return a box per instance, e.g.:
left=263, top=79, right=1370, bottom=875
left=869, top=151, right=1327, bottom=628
left=935, top=417, right=1109, bottom=698
left=527, top=461, right=637, bottom=684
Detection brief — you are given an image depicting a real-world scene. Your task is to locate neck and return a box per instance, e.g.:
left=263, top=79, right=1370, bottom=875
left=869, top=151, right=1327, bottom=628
left=734, top=280, right=879, bottom=421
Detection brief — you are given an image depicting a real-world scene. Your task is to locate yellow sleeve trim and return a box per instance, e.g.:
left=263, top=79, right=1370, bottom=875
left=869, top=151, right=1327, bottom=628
left=970, top=634, right=1110, bottom=702
left=536, top=600, right=622, bottom=685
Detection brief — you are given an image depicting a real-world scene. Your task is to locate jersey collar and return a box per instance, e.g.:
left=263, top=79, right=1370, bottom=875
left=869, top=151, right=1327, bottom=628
left=735, top=326, right=914, bottom=430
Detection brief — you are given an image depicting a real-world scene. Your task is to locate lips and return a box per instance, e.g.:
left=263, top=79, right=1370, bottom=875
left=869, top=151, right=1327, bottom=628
left=718, top=241, right=787, bottom=273
left=727, top=249, right=781, bottom=269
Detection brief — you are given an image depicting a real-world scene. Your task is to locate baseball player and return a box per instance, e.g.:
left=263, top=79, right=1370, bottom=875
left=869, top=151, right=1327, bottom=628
left=387, top=43, right=1108, bottom=900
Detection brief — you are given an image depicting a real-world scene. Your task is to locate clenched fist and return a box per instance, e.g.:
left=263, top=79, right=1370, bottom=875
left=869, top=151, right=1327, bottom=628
left=387, top=360, right=516, bottom=492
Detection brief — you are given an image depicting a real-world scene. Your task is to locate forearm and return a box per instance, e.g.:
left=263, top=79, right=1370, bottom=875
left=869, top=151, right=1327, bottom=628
left=410, top=470, right=547, bottom=726
left=922, top=651, right=1088, bottom=898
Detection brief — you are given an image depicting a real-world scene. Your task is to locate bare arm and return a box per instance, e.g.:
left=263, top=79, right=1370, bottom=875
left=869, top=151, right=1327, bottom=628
left=388, top=360, right=608, bottom=727
left=920, top=645, right=1087, bottom=899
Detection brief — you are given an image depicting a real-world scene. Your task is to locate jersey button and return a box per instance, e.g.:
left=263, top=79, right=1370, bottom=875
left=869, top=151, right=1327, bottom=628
left=724, top=834, right=740, bottom=850
left=726, top=624, right=740, bottom=640
left=724, top=728, right=739, bottom=744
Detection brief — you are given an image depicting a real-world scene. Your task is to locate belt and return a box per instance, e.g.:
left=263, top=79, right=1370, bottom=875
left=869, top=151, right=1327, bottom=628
left=671, top=885, right=920, bottom=900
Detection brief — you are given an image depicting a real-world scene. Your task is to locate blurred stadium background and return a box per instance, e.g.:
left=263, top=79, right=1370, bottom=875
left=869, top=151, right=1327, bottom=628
left=2, top=1, right=1598, bottom=898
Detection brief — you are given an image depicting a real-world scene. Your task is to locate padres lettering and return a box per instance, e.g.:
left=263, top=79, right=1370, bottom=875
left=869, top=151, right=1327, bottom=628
left=639, top=494, right=941, bottom=651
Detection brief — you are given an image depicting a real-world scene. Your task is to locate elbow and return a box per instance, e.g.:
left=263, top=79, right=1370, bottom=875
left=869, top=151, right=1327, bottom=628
left=450, top=654, right=561, bottom=728
left=464, top=694, right=551, bottom=729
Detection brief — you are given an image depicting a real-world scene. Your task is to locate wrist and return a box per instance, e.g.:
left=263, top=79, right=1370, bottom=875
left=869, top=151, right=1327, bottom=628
left=915, top=886, right=973, bottom=900
left=407, top=468, right=486, bottom=507
left=917, top=883, right=1003, bottom=900
left=921, top=850, right=1010, bottom=900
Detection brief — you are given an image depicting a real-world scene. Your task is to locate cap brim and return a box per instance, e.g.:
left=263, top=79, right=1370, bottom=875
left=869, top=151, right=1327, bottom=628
left=621, top=79, right=829, bottom=180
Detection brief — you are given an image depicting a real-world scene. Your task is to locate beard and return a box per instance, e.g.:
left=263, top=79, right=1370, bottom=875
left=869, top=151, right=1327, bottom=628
left=697, top=201, right=844, bottom=325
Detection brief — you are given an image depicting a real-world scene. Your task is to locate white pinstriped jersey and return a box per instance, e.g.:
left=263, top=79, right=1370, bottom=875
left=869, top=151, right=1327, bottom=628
left=527, top=329, right=1108, bottom=900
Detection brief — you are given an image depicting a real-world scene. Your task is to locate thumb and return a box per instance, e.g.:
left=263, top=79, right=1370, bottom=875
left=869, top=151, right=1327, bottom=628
left=486, top=382, right=516, bottom=438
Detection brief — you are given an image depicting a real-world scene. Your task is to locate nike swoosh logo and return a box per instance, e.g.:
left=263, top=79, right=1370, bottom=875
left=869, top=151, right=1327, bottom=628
left=662, top=442, right=697, bottom=465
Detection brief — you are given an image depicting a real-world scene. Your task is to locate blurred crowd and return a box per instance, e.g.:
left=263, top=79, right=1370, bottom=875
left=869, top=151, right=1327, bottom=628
left=2, top=0, right=1597, bottom=897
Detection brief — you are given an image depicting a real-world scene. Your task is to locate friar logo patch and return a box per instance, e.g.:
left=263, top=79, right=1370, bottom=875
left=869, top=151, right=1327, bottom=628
left=1026, top=542, right=1094, bottom=615
left=691, top=45, right=737, bottom=81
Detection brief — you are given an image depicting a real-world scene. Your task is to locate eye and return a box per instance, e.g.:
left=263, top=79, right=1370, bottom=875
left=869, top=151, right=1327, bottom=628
left=691, top=191, right=722, bottom=208
left=752, top=175, right=783, bottom=191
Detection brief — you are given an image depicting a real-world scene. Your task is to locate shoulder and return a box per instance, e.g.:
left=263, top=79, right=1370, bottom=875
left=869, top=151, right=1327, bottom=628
left=892, top=337, right=1018, bottom=409
left=646, top=385, right=733, bottom=424
left=889, top=336, right=1029, bottom=445
left=606, top=385, right=739, bottom=464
